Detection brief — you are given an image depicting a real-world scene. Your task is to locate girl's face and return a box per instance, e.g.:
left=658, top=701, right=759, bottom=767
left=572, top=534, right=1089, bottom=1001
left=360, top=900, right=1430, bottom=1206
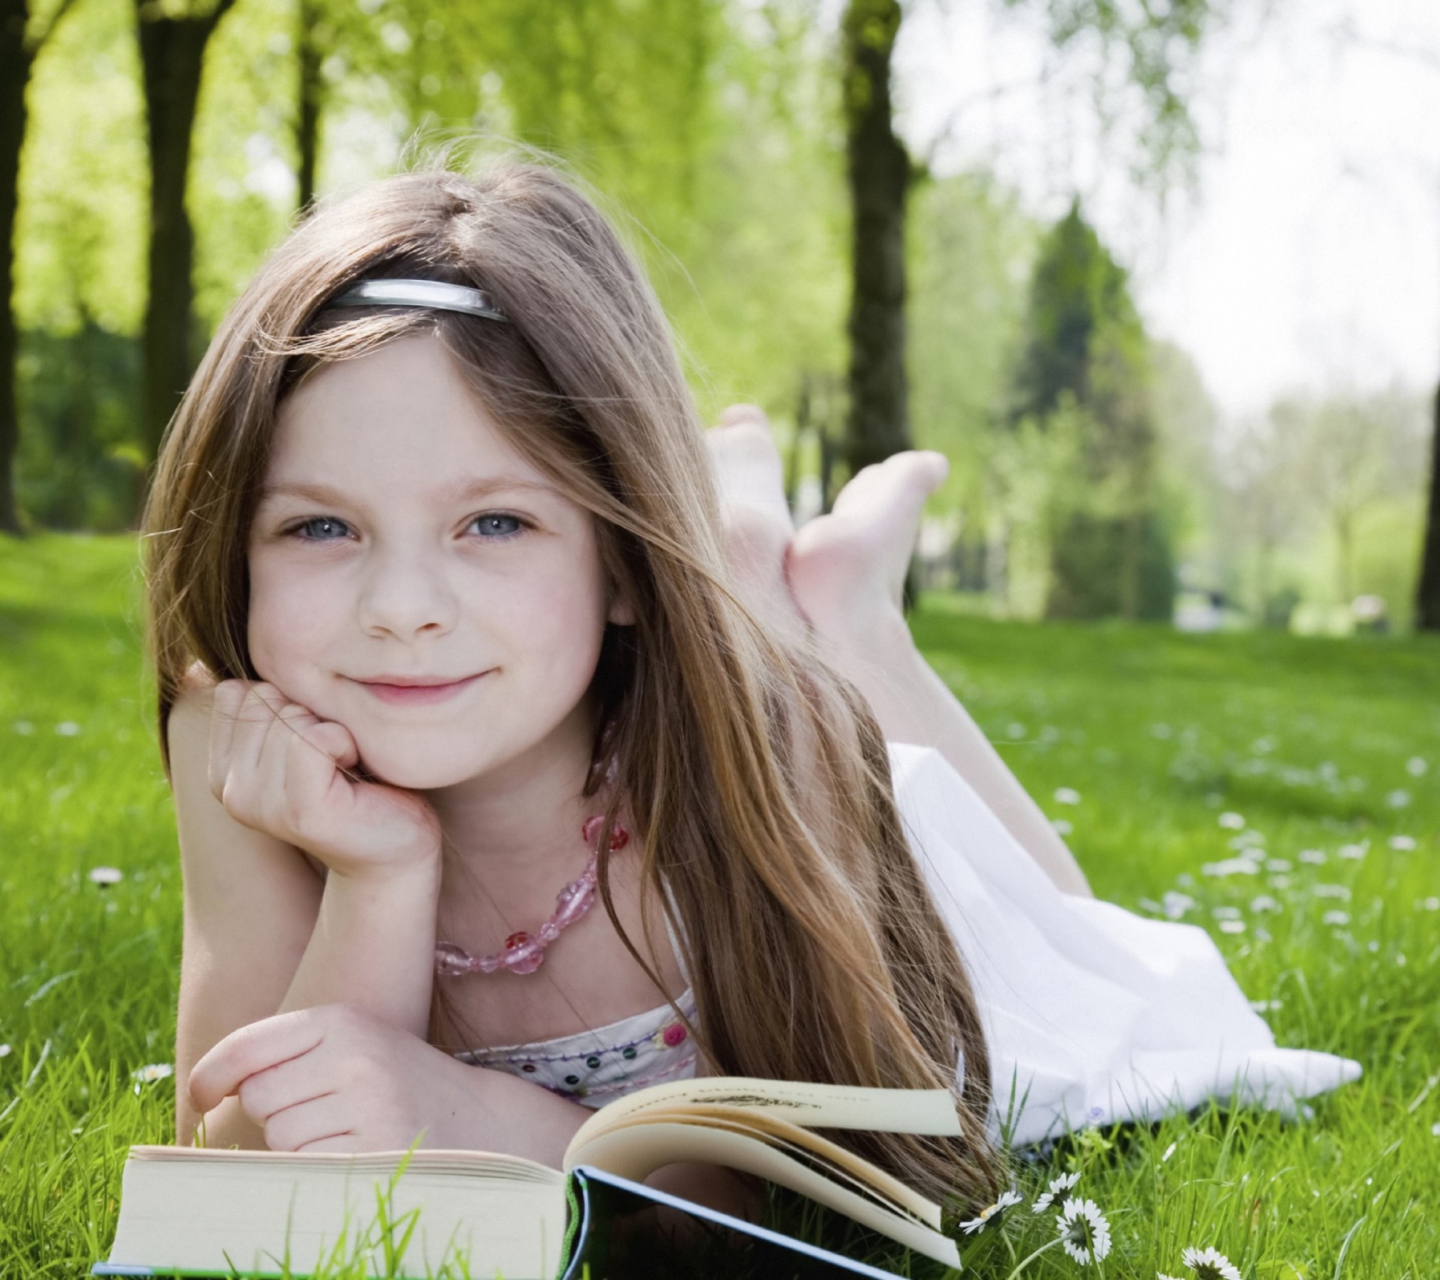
left=247, top=334, right=627, bottom=791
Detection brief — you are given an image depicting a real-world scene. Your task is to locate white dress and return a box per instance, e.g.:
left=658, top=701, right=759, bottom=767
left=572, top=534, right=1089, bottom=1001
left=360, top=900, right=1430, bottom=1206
left=888, top=742, right=1359, bottom=1145
left=455, top=743, right=1360, bottom=1145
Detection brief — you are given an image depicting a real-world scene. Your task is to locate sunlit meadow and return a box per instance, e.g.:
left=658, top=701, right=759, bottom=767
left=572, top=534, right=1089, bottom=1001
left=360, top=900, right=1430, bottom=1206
left=1, top=536, right=1436, bottom=1277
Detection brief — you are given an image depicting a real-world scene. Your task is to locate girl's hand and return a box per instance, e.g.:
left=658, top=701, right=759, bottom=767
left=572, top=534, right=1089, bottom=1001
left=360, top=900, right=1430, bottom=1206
left=187, top=1006, right=584, bottom=1159
left=209, top=681, right=441, bottom=882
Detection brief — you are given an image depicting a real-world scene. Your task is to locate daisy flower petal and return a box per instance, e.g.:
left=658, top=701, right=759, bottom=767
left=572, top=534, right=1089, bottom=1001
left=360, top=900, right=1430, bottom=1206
left=959, top=1188, right=1022, bottom=1234
left=1031, top=1169, right=1080, bottom=1213
left=1181, top=1245, right=1243, bottom=1280
left=1057, top=1197, right=1111, bottom=1264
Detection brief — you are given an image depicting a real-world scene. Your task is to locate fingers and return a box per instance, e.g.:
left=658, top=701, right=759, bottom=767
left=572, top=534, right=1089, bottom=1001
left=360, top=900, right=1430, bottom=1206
left=208, top=681, right=358, bottom=823
left=187, top=1007, right=327, bottom=1114
left=251, top=1084, right=354, bottom=1153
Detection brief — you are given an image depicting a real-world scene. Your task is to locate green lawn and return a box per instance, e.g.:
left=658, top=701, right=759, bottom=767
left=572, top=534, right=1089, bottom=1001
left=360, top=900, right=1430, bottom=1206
left=1, top=535, right=1437, bottom=1277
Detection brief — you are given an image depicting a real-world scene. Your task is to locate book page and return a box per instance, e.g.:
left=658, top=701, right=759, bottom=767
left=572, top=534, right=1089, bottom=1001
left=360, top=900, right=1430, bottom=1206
left=572, top=1104, right=942, bottom=1229
left=566, top=1121, right=960, bottom=1269
left=107, top=1148, right=565, bottom=1279
left=568, top=1077, right=962, bottom=1146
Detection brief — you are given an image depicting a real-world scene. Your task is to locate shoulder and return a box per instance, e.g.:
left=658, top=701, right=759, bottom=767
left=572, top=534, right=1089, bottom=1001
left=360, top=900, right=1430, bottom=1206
left=167, top=662, right=217, bottom=754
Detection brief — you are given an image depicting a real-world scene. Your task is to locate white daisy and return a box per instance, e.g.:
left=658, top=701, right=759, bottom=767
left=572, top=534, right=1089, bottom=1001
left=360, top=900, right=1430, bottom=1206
left=1218, top=812, right=1245, bottom=830
left=1054, top=787, right=1082, bottom=806
left=1057, top=1197, right=1111, bottom=1263
left=87, top=866, right=123, bottom=887
left=1031, top=1170, right=1080, bottom=1213
left=1182, top=1245, right=1242, bottom=1280
left=131, top=1063, right=174, bottom=1084
left=959, top=1188, right=1022, bottom=1234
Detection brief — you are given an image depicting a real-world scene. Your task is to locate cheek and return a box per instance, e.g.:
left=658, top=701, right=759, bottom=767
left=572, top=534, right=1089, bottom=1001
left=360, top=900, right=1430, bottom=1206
left=484, top=560, right=611, bottom=701
left=245, top=562, right=342, bottom=697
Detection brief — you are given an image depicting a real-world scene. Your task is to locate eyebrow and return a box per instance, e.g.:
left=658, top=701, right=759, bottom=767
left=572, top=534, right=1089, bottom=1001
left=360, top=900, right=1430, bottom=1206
left=259, top=477, right=560, bottom=505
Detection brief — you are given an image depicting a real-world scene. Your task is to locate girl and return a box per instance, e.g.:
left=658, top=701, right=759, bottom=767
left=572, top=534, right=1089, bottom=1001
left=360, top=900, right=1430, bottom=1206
left=146, top=164, right=1355, bottom=1216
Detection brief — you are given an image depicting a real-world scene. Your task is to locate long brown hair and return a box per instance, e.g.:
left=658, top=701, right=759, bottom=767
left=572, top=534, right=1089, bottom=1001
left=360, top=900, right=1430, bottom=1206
left=143, top=163, right=999, bottom=1207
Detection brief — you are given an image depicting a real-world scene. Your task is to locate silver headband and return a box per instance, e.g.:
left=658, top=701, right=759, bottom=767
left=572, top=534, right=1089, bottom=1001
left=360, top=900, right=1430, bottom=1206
left=327, top=278, right=509, bottom=322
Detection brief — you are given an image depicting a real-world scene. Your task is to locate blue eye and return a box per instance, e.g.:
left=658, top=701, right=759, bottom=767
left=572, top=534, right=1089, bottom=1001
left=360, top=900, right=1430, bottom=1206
left=292, top=516, right=352, bottom=541
left=469, top=513, right=524, bottom=538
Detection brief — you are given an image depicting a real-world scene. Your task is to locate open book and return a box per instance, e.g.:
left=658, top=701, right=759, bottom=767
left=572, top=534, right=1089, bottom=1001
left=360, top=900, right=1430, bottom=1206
left=95, top=1076, right=964, bottom=1279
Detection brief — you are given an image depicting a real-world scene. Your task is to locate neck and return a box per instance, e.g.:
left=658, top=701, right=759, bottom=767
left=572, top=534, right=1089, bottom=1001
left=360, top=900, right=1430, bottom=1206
left=426, top=703, right=603, bottom=891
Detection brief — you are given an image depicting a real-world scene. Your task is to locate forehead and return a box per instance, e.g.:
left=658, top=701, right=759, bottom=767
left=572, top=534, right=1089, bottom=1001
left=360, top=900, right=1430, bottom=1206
left=268, top=333, right=543, bottom=491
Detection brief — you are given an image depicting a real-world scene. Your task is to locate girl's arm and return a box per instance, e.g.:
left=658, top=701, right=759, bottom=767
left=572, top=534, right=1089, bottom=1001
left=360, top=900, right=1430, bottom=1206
left=170, top=677, right=442, bottom=1146
left=171, top=683, right=323, bottom=1146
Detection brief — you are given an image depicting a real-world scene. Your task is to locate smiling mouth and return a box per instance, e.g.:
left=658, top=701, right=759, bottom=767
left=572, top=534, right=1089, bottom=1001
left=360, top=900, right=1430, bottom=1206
left=353, top=672, right=488, bottom=706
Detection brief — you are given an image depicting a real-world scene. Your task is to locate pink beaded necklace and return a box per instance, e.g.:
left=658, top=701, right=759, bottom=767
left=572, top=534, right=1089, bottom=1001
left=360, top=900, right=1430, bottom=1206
left=434, top=815, right=629, bottom=977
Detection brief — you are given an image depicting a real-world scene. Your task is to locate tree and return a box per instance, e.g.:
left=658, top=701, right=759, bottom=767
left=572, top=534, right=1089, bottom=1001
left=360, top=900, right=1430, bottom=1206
left=837, top=0, right=1223, bottom=489
left=135, top=0, right=238, bottom=461
left=841, top=0, right=910, bottom=478
left=1009, top=201, right=1172, bottom=621
left=296, top=0, right=322, bottom=211
left=1420, top=383, right=1440, bottom=629
left=0, top=0, right=76, bottom=533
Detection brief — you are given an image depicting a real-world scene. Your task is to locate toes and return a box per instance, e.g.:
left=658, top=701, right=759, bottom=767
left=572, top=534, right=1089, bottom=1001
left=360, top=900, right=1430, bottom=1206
left=717, top=403, right=770, bottom=430
left=706, top=409, right=791, bottom=526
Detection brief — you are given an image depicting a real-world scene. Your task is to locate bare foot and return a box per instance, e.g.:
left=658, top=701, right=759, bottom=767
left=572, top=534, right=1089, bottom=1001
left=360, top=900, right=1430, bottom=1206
left=787, top=451, right=949, bottom=649
left=705, top=407, right=806, bottom=643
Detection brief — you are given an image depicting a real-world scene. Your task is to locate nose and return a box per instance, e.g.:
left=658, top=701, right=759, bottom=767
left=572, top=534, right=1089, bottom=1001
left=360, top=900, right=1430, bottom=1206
left=357, top=543, right=460, bottom=641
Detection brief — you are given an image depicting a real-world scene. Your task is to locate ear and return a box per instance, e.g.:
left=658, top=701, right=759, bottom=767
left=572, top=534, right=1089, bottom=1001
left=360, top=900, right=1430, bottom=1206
left=607, top=591, right=637, bottom=627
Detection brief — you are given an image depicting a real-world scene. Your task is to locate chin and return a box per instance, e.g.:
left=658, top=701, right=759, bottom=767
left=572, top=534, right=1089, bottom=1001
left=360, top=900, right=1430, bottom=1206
left=351, top=733, right=493, bottom=792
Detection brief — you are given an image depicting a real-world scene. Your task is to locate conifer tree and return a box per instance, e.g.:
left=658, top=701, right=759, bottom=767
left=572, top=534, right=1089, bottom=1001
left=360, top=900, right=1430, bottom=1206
left=1010, top=201, right=1173, bottom=621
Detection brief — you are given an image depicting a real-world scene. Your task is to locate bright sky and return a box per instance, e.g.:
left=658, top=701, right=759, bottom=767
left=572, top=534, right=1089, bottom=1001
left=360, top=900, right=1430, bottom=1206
left=897, top=0, right=1440, bottom=419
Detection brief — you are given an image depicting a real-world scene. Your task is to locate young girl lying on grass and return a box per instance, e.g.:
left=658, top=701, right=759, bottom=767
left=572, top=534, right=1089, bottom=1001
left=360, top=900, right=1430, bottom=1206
left=144, top=163, right=1356, bottom=1215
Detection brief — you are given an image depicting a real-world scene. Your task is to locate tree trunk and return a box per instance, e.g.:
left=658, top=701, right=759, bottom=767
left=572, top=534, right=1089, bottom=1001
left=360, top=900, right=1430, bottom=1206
left=841, top=0, right=910, bottom=479
left=0, top=0, right=33, bottom=534
left=135, top=0, right=233, bottom=461
left=296, top=0, right=321, bottom=211
left=1416, top=380, right=1440, bottom=632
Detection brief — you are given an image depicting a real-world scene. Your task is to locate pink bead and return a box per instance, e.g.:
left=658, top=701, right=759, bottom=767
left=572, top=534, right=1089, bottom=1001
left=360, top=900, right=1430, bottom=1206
left=582, top=816, right=630, bottom=851
left=553, top=878, right=596, bottom=929
left=503, top=931, right=545, bottom=975
left=435, top=941, right=475, bottom=977
left=434, top=819, right=611, bottom=979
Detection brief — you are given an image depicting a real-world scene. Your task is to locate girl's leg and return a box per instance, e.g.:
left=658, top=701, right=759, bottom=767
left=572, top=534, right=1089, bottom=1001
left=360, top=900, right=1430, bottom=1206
left=706, top=410, right=1093, bottom=898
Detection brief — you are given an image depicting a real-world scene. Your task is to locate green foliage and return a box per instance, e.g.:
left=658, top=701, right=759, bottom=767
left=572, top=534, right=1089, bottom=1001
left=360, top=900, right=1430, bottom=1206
left=15, top=0, right=147, bottom=335
left=1011, top=200, right=1146, bottom=431
left=1219, top=388, right=1429, bottom=633
left=1011, top=0, right=1222, bottom=184
left=15, top=324, right=143, bottom=530
left=3, top=540, right=1440, bottom=1274
left=908, top=172, right=1036, bottom=524
left=1008, top=201, right=1173, bottom=621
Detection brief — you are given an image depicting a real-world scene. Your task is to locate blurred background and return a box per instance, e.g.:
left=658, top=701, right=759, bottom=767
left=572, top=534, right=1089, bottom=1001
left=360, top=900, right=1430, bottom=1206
left=2, top=0, right=1438, bottom=636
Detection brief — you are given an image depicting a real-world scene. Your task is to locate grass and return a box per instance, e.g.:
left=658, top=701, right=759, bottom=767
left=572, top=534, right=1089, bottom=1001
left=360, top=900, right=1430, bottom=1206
left=0, top=534, right=1436, bottom=1277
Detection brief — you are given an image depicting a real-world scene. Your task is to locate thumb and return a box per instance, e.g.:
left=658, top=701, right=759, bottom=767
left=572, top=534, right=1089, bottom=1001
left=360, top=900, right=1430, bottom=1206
left=299, top=719, right=361, bottom=772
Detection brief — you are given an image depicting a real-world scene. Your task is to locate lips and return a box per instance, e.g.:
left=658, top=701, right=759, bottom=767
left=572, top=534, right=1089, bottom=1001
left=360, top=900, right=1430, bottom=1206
left=353, top=672, right=488, bottom=706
